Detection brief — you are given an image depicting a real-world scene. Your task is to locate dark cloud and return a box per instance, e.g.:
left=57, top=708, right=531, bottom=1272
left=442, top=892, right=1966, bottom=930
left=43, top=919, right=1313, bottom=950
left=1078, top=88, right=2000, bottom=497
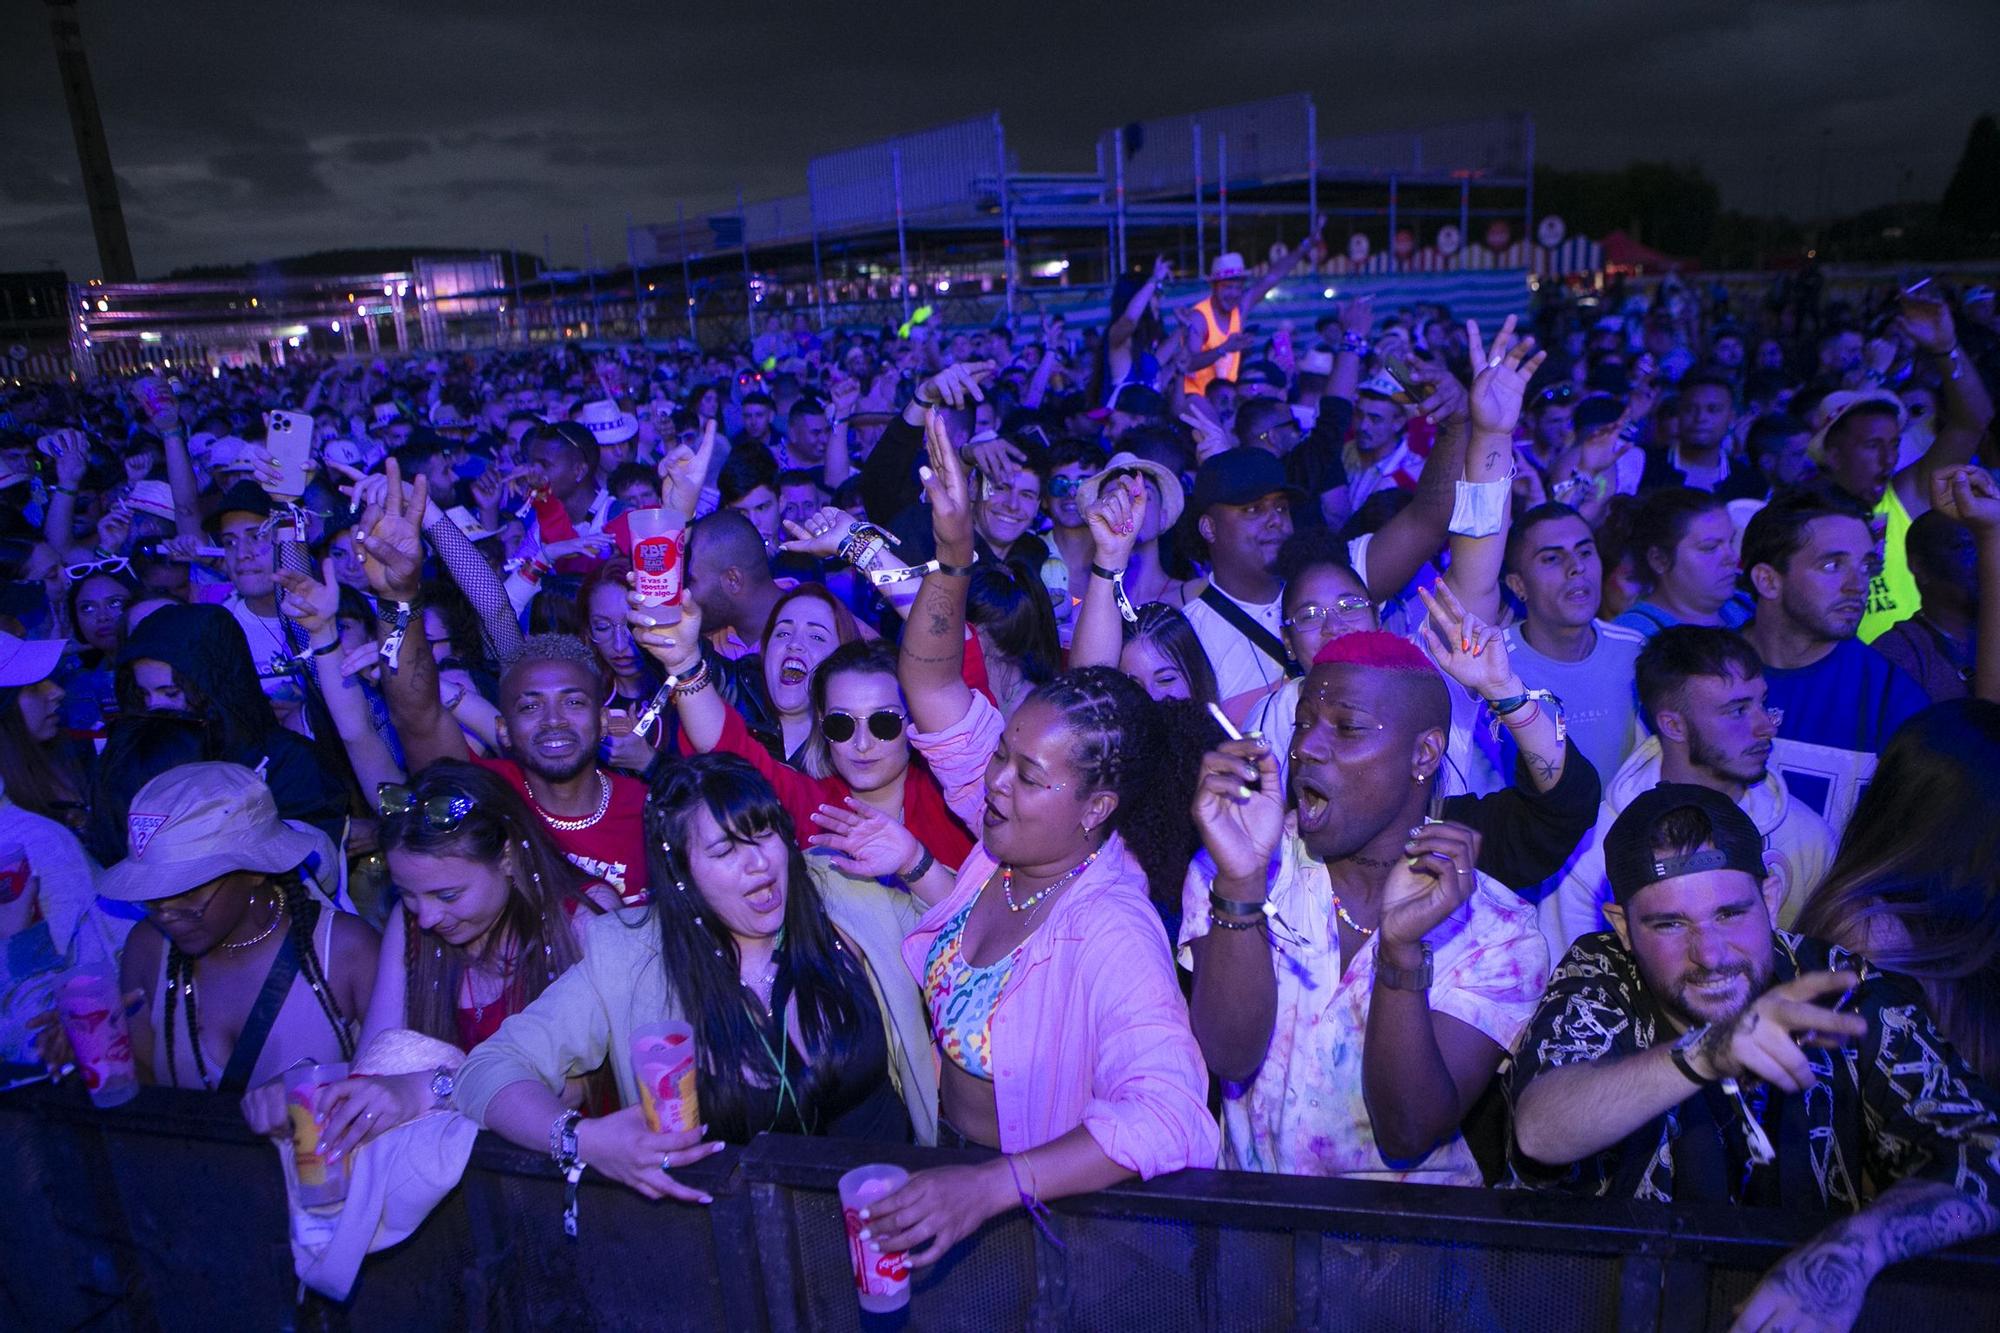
left=0, top=0, right=1991, bottom=278
left=341, top=136, right=433, bottom=166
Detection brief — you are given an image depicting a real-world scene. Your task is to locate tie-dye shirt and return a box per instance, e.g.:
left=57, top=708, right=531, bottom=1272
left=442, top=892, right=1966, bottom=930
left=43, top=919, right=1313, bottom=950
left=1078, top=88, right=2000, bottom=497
left=1180, top=819, right=1549, bottom=1185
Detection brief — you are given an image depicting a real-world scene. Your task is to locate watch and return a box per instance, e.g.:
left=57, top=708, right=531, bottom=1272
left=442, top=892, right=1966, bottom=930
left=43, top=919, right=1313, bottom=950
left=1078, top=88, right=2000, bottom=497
left=1670, top=1024, right=1716, bottom=1085
left=1375, top=944, right=1432, bottom=992
left=429, top=1065, right=456, bottom=1109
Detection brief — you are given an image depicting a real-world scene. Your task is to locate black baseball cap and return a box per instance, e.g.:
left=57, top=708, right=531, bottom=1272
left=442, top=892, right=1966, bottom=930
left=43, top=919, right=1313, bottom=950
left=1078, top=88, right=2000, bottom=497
left=1572, top=394, right=1624, bottom=436
left=1238, top=360, right=1288, bottom=390
left=211, top=480, right=273, bottom=522
left=1092, top=383, right=1165, bottom=420
left=1604, top=783, right=1766, bottom=907
left=1189, top=447, right=1303, bottom=517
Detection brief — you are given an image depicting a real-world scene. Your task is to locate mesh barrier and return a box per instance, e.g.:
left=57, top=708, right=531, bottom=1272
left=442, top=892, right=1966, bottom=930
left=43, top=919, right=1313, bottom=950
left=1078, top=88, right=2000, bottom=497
left=3, top=1086, right=1997, bottom=1331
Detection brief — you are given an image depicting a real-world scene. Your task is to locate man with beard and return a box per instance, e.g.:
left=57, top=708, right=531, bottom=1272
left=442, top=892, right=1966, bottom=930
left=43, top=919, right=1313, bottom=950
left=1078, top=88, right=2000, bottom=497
left=1183, top=631, right=1548, bottom=1183
left=1500, top=502, right=1647, bottom=783
left=1509, top=785, right=2000, bottom=1333
left=1740, top=491, right=1927, bottom=832
left=366, top=477, right=648, bottom=903
left=1809, top=291, right=1993, bottom=643
left=1542, top=627, right=1832, bottom=957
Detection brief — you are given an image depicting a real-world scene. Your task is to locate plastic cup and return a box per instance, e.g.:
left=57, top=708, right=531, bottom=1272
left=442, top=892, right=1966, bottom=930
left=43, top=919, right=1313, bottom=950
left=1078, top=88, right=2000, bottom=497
left=630, top=1021, right=699, bottom=1134
left=285, top=1062, right=352, bottom=1210
left=55, top=970, right=138, bottom=1109
left=626, top=507, right=687, bottom=607
left=0, top=843, right=29, bottom=905
left=839, top=1164, right=912, bottom=1313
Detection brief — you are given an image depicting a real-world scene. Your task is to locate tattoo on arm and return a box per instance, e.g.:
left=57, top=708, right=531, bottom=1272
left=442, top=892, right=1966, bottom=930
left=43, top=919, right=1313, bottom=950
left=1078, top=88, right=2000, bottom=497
left=1776, top=1232, right=1872, bottom=1319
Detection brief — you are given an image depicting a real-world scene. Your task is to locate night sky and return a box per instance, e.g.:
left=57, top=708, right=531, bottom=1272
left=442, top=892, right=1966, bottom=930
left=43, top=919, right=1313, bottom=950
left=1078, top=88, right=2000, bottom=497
left=2, top=0, right=1993, bottom=280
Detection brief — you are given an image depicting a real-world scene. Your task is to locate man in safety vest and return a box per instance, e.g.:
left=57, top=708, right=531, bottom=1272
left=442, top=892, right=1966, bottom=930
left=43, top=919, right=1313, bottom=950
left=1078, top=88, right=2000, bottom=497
left=1183, top=215, right=1325, bottom=396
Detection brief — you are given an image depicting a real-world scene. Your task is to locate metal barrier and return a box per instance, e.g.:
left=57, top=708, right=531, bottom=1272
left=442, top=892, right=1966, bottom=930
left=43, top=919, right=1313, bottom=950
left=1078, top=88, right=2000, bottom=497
left=3, top=1084, right=1996, bottom=1332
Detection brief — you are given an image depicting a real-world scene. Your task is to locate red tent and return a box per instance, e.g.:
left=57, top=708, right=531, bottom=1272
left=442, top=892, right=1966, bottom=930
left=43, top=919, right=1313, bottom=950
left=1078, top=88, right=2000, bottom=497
left=1600, top=229, right=1696, bottom=273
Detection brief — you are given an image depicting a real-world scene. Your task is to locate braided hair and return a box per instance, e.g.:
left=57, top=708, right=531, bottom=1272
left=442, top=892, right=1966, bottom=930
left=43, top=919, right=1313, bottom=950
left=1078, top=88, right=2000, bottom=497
left=1026, top=666, right=1187, bottom=904
left=161, top=872, right=354, bottom=1089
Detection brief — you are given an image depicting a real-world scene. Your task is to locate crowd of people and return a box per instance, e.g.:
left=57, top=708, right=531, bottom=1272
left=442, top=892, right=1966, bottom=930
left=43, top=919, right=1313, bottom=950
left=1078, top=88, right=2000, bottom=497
left=4, top=249, right=1999, bottom=1328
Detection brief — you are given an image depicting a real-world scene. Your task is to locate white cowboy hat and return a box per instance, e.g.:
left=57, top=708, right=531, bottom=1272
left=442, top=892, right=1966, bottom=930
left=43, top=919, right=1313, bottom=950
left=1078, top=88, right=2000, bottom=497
left=577, top=399, right=638, bottom=446
left=1078, top=451, right=1186, bottom=531
left=1208, top=253, right=1249, bottom=283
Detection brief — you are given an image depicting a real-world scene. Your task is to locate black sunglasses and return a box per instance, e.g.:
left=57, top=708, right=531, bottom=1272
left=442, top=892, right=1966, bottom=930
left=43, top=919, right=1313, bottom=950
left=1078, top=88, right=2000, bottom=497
left=1047, top=475, right=1081, bottom=498
left=378, top=783, right=475, bottom=830
left=821, top=709, right=905, bottom=744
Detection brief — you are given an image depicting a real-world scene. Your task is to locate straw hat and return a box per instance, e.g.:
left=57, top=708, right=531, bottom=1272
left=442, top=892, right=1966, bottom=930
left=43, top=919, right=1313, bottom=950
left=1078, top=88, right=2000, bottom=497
left=577, top=399, right=638, bottom=446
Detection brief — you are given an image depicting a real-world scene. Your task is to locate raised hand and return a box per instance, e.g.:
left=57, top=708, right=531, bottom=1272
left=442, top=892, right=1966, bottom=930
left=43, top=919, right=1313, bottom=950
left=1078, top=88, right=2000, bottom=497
left=1180, top=396, right=1236, bottom=462
left=1465, top=315, right=1548, bottom=437
left=920, top=408, right=975, bottom=565
left=658, top=418, right=718, bottom=514
left=808, top=798, right=922, bottom=879
left=627, top=593, right=704, bottom=675
left=94, top=503, right=133, bottom=555
left=1192, top=737, right=1285, bottom=891
left=1895, top=289, right=1956, bottom=355
left=778, top=505, right=862, bottom=559
left=356, top=458, right=427, bottom=602
left=1085, top=475, right=1147, bottom=568
left=1931, top=465, right=2000, bottom=534
left=1683, top=971, right=1866, bottom=1092
left=1404, top=356, right=1469, bottom=428
left=1378, top=821, right=1482, bottom=948
left=52, top=430, right=89, bottom=490
left=1416, top=583, right=1517, bottom=701
left=276, top=557, right=344, bottom=638
left=1150, top=254, right=1172, bottom=286
left=915, top=360, right=995, bottom=410
left=826, top=374, right=861, bottom=418
left=1338, top=295, right=1375, bottom=338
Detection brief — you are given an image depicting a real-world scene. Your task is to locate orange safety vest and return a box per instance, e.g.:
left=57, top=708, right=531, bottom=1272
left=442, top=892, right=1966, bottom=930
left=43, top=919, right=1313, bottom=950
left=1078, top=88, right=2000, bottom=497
left=1183, top=295, right=1242, bottom=396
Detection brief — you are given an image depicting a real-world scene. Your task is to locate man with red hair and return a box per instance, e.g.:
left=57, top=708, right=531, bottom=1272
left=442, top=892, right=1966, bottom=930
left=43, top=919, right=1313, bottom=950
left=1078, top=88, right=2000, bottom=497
left=1183, top=631, right=1550, bottom=1183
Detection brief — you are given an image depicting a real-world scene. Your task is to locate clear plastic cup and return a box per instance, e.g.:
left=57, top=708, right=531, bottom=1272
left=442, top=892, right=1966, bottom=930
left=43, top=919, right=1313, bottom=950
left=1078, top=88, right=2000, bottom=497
left=839, top=1163, right=912, bottom=1313
left=626, top=507, right=687, bottom=606
left=55, top=970, right=138, bottom=1109
left=285, top=1062, right=352, bottom=1210
left=630, top=1020, right=699, bottom=1133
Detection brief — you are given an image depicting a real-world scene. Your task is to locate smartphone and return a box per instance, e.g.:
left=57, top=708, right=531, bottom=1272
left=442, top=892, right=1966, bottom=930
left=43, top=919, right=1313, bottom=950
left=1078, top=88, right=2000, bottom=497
left=264, top=409, right=315, bottom=500
left=1379, top=355, right=1420, bottom=405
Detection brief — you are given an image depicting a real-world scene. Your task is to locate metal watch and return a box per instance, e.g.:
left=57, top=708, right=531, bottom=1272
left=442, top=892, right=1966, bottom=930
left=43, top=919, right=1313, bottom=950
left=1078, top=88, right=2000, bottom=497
left=1670, top=1024, right=1717, bottom=1085
left=429, top=1065, right=456, bottom=1109
left=1375, top=944, right=1432, bottom=992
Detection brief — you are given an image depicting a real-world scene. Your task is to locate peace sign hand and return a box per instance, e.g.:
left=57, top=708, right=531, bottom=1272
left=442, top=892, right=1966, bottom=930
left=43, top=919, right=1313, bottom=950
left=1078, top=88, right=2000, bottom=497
left=1416, top=582, right=1519, bottom=702
left=1466, top=315, right=1548, bottom=436
left=356, top=458, right=428, bottom=603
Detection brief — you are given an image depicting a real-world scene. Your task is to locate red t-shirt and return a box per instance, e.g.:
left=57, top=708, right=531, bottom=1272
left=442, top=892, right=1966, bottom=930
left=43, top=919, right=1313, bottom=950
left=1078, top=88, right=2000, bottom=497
left=472, top=757, right=650, bottom=906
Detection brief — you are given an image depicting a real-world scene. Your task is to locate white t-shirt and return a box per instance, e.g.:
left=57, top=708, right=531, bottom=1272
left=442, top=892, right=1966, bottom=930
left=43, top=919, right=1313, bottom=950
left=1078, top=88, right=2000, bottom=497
left=1186, top=534, right=1376, bottom=714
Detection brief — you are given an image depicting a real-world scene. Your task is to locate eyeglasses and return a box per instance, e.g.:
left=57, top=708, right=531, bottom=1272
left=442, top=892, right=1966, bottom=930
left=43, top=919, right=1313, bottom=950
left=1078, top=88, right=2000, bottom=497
left=821, top=709, right=906, bottom=744
left=141, top=878, right=226, bottom=924
left=1283, top=596, right=1374, bottom=630
left=66, top=556, right=132, bottom=581
left=378, top=783, right=476, bottom=830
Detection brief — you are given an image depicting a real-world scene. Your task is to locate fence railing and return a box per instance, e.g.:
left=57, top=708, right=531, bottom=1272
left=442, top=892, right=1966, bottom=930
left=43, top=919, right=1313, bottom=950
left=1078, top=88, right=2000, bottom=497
left=2, top=1084, right=1996, bottom=1332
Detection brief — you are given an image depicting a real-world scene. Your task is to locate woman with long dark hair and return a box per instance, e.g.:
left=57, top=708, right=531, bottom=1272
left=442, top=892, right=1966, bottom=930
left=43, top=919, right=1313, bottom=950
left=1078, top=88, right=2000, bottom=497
left=1799, top=700, right=2000, bottom=1085
left=58, top=561, right=140, bottom=734
left=307, top=761, right=619, bottom=1159
left=965, top=562, right=1061, bottom=720
left=0, top=637, right=88, bottom=832
left=453, top=754, right=935, bottom=1205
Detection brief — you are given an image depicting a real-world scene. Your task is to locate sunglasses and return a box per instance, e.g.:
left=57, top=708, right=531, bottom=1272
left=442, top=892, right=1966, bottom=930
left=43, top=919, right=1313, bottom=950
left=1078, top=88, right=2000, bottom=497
left=1283, top=596, right=1374, bottom=630
left=67, top=555, right=132, bottom=581
left=1047, top=475, right=1081, bottom=498
left=821, top=709, right=905, bottom=744
left=378, top=783, right=476, bottom=830
left=1538, top=384, right=1577, bottom=404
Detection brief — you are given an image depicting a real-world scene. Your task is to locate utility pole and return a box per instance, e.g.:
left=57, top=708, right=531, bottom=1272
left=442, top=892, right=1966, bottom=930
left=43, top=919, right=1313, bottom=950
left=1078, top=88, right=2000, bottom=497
left=44, top=0, right=135, bottom=280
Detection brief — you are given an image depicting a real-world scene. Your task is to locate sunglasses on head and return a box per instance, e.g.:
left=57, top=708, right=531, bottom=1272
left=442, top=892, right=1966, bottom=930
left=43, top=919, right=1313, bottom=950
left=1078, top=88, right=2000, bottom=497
left=378, top=782, right=475, bottom=831
left=66, top=555, right=132, bottom=581
left=821, top=709, right=905, bottom=744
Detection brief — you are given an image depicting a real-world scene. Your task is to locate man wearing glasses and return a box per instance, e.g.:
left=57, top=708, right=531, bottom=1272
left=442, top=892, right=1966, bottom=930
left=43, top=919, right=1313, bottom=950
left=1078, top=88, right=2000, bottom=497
left=1541, top=626, right=1834, bottom=959
left=1509, top=784, right=2000, bottom=1333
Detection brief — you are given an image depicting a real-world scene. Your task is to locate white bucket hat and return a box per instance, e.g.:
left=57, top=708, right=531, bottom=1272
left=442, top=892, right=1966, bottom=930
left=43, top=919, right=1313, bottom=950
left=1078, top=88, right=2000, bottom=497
left=0, top=630, right=65, bottom=688
left=98, top=762, right=323, bottom=904
left=1077, top=451, right=1186, bottom=530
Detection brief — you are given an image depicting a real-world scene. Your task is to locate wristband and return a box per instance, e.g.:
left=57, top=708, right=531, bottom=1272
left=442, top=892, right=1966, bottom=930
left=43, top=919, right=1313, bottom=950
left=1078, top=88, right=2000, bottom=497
left=1340, top=333, right=1370, bottom=356
left=378, top=600, right=415, bottom=672
left=1670, top=1025, right=1716, bottom=1085
left=667, top=657, right=712, bottom=698
left=934, top=557, right=977, bottom=578
left=550, top=1109, right=585, bottom=1239
left=1447, top=475, right=1512, bottom=539
left=1209, top=888, right=1270, bottom=921
left=1091, top=563, right=1139, bottom=624
left=896, top=846, right=936, bottom=885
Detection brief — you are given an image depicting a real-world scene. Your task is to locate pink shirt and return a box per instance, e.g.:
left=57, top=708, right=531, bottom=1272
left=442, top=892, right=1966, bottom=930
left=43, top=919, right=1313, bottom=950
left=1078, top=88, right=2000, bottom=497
left=904, top=693, right=1219, bottom=1178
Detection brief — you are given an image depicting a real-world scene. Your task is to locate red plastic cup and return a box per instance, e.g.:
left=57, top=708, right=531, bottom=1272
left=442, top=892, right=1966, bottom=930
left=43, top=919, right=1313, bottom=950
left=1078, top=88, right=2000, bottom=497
left=56, top=970, right=138, bottom=1108
left=285, top=1063, right=352, bottom=1210
left=626, top=507, right=686, bottom=607
left=631, top=1020, right=699, bottom=1134
left=839, top=1164, right=912, bottom=1313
